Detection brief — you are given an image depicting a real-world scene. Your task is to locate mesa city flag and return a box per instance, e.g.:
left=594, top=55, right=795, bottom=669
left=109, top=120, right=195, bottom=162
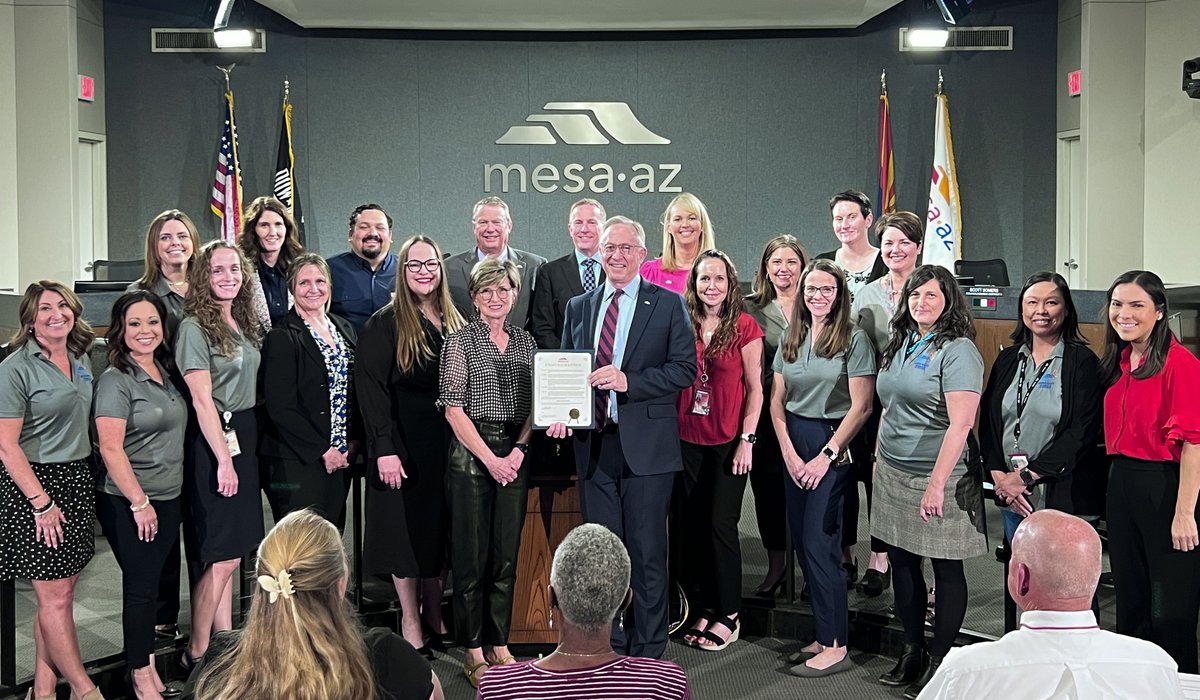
left=211, top=90, right=243, bottom=244
left=878, top=88, right=897, bottom=215
left=273, top=89, right=304, bottom=244
left=924, top=91, right=962, bottom=271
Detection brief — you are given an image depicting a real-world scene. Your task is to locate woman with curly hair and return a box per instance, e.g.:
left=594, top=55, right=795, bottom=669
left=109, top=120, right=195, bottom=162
left=187, top=509, right=442, bottom=700
left=871, top=265, right=986, bottom=698
left=238, top=196, right=304, bottom=328
left=0, top=281, right=104, bottom=700
left=640, top=193, right=717, bottom=294
left=673, top=250, right=763, bottom=652
left=175, top=241, right=265, bottom=667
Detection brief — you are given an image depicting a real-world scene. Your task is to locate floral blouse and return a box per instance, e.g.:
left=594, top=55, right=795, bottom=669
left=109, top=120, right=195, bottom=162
left=306, top=320, right=353, bottom=452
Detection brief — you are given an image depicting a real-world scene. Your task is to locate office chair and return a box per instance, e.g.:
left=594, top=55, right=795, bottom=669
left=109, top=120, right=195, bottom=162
left=92, top=259, right=145, bottom=281
left=954, top=258, right=1010, bottom=286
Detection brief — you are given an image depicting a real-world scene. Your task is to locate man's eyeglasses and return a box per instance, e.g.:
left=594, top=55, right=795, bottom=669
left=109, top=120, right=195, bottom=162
left=405, top=259, right=441, bottom=273
left=602, top=244, right=640, bottom=256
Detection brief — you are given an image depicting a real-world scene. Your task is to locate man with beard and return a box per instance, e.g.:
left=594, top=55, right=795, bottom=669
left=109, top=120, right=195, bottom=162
left=328, top=203, right=398, bottom=332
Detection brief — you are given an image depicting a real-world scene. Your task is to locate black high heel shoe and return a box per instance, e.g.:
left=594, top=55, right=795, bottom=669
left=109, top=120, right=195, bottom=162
left=753, top=575, right=785, bottom=599
left=903, top=654, right=943, bottom=699
left=879, top=643, right=925, bottom=686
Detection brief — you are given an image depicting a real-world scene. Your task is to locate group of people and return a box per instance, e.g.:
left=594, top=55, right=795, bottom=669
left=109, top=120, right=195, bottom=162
left=0, top=186, right=1197, bottom=700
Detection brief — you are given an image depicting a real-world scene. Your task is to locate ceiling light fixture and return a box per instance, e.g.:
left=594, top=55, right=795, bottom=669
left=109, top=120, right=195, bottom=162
left=213, top=0, right=255, bottom=49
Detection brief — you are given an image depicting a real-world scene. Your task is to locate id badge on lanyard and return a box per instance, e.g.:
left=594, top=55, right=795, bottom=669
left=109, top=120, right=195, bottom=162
left=690, top=354, right=713, bottom=416
left=222, top=411, right=242, bottom=457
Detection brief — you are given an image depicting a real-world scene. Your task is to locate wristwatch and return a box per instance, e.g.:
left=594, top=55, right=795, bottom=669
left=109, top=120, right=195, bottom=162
left=1019, top=467, right=1037, bottom=487
left=514, top=443, right=530, bottom=455
left=740, top=433, right=757, bottom=444
left=821, top=445, right=838, bottom=461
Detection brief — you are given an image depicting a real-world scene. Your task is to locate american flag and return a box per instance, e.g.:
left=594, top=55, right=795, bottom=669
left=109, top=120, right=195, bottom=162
left=210, top=90, right=243, bottom=244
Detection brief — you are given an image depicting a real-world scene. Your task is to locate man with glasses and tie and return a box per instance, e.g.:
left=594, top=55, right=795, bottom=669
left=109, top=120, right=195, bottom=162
left=446, top=196, right=546, bottom=329
left=547, top=216, right=697, bottom=659
left=530, top=199, right=607, bottom=350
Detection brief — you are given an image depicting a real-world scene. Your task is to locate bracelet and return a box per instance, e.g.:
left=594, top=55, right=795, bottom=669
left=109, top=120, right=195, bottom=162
left=130, top=497, right=152, bottom=513
left=514, top=443, right=530, bottom=455
left=26, top=491, right=45, bottom=501
left=31, top=499, right=55, bottom=517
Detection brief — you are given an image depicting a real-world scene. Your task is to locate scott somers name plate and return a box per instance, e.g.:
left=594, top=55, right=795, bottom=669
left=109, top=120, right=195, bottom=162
left=532, top=350, right=594, bottom=429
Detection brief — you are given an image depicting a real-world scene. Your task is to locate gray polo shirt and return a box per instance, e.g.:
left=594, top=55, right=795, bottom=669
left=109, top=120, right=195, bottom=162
left=94, top=361, right=186, bottom=500
left=0, top=341, right=94, bottom=463
left=877, top=336, right=983, bottom=476
left=175, top=317, right=260, bottom=413
left=851, top=277, right=898, bottom=358
left=773, top=326, right=876, bottom=419
left=1000, top=341, right=1065, bottom=511
left=746, top=299, right=789, bottom=399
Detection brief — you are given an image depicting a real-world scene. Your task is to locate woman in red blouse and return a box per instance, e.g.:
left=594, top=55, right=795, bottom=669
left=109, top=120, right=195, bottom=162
left=672, top=250, right=764, bottom=651
left=1102, top=269, right=1200, bottom=673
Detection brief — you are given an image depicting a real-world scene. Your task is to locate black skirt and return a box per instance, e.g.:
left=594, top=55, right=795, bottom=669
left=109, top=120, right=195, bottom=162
left=184, top=408, right=264, bottom=564
left=0, top=459, right=95, bottom=580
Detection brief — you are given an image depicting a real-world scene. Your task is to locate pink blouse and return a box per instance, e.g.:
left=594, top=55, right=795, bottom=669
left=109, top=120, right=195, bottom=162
left=639, top=258, right=689, bottom=295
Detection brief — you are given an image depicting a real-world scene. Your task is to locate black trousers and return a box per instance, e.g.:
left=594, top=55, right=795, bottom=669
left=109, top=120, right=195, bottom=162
left=97, top=492, right=182, bottom=669
left=748, top=411, right=787, bottom=552
left=447, top=421, right=529, bottom=649
left=1108, top=456, right=1200, bottom=673
left=674, top=439, right=747, bottom=616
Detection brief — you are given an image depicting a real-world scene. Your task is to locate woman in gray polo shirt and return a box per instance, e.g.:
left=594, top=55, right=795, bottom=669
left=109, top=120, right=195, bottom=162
left=176, top=241, right=265, bottom=668
left=95, top=290, right=187, bottom=700
left=871, top=265, right=986, bottom=698
left=0, top=281, right=104, bottom=700
left=129, top=209, right=200, bottom=336
left=769, top=260, right=875, bottom=678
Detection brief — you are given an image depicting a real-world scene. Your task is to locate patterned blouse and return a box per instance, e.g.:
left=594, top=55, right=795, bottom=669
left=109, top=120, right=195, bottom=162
left=438, top=319, right=535, bottom=424
left=306, top=319, right=353, bottom=451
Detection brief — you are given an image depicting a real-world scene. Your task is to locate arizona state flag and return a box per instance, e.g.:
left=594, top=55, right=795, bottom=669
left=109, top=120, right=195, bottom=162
left=924, top=91, right=962, bottom=271
left=878, top=89, right=897, bottom=215
left=273, top=89, right=304, bottom=244
left=210, top=90, right=243, bottom=244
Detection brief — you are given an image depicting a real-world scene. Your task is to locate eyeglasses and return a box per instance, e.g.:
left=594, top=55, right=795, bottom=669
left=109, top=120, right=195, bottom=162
left=602, top=244, right=641, bottom=256
left=405, top=259, right=441, bottom=273
left=803, top=285, right=837, bottom=297
left=475, top=286, right=514, bottom=300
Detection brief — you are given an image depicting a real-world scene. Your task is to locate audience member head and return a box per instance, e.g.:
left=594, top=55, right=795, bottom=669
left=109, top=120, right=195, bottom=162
left=9, top=280, right=94, bottom=357
left=137, top=209, right=200, bottom=288
left=1008, top=510, right=1101, bottom=612
left=550, top=524, right=632, bottom=635
left=105, top=289, right=174, bottom=374
left=240, top=196, right=302, bottom=269
left=748, top=234, right=809, bottom=306
left=1010, top=271, right=1087, bottom=349
left=471, top=196, right=513, bottom=258
left=184, top=240, right=263, bottom=354
left=684, top=249, right=742, bottom=356
left=567, top=198, right=606, bottom=257
left=600, top=216, right=648, bottom=288
left=193, top=509, right=376, bottom=700
left=659, top=193, right=716, bottom=271
left=391, top=234, right=464, bottom=372
left=879, top=264, right=974, bottom=369
left=346, top=203, right=393, bottom=262
left=1101, top=269, right=1171, bottom=383
left=874, top=211, right=923, bottom=276
left=828, top=190, right=873, bottom=249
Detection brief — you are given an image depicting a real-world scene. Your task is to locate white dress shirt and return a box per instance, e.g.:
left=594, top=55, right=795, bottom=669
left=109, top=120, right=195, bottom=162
left=917, top=610, right=1184, bottom=700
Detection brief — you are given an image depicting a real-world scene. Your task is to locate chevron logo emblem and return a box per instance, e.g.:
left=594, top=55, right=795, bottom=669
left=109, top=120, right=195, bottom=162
left=496, top=102, right=671, bottom=145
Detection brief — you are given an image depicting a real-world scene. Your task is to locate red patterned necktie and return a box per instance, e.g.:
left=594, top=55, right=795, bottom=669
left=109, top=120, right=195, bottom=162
left=594, top=288, right=623, bottom=427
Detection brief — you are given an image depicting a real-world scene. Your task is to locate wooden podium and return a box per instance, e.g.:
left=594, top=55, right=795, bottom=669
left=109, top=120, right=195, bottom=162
left=510, top=475, right=583, bottom=643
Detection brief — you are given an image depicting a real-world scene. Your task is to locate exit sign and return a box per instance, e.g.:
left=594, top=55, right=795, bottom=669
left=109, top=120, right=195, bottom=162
left=1067, top=70, right=1082, bottom=97
left=79, top=75, right=95, bottom=102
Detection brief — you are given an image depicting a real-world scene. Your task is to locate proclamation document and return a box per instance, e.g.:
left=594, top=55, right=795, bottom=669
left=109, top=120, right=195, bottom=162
left=533, top=350, right=594, bottom=429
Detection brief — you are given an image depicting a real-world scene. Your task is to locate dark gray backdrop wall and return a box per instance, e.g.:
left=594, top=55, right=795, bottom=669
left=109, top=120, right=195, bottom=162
left=104, top=0, right=1056, bottom=283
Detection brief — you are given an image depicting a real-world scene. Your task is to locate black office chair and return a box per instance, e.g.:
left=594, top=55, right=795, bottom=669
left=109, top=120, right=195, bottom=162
left=954, top=258, right=1010, bottom=286
left=92, top=259, right=145, bottom=281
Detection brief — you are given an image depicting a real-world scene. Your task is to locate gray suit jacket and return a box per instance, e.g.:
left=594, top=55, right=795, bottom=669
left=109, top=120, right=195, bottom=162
left=446, top=247, right=547, bottom=330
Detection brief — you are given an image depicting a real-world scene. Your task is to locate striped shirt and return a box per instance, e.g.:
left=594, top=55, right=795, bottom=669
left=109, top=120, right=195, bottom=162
left=477, top=657, right=691, bottom=700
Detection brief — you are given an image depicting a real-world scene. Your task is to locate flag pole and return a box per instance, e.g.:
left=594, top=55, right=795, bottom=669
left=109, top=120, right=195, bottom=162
left=937, top=69, right=944, bottom=95
left=881, top=68, right=887, bottom=96
left=217, top=64, right=236, bottom=92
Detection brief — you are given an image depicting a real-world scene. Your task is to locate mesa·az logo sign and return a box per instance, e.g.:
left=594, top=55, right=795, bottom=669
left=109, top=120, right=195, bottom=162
left=485, top=101, right=682, bottom=195
left=495, top=102, right=671, bottom=145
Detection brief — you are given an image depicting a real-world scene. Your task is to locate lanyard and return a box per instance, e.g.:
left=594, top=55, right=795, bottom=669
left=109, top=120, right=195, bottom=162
left=1013, top=352, right=1054, bottom=445
left=905, top=332, right=935, bottom=360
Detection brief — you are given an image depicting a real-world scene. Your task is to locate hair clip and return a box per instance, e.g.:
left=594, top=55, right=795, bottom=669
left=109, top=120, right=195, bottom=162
left=257, top=568, right=295, bottom=603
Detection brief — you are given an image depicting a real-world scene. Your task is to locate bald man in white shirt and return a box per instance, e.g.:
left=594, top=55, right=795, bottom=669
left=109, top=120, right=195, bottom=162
left=917, top=510, right=1184, bottom=700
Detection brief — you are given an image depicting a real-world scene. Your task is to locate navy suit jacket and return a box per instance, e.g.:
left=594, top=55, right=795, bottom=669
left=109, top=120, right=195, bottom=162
left=560, top=280, right=698, bottom=476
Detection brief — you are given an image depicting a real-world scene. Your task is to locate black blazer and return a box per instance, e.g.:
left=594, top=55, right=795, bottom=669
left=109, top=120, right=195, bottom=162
left=979, top=342, right=1104, bottom=515
left=560, top=281, right=697, bottom=477
left=445, top=247, right=547, bottom=330
left=259, top=309, right=360, bottom=464
left=816, top=248, right=889, bottom=286
left=530, top=252, right=605, bottom=350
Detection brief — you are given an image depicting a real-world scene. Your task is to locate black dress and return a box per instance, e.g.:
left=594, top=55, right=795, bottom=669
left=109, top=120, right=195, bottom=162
left=356, top=309, right=450, bottom=578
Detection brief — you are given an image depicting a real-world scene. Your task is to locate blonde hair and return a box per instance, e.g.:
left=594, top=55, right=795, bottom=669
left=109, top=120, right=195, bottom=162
left=135, top=210, right=201, bottom=290
left=391, top=235, right=465, bottom=372
left=193, top=510, right=377, bottom=700
left=659, top=192, right=716, bottom=272
left=183, top=241, right=264, bottom=356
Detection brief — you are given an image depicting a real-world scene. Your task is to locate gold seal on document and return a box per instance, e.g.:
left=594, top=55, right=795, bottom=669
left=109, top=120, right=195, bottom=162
left=569, top=408, right=580, bottom=420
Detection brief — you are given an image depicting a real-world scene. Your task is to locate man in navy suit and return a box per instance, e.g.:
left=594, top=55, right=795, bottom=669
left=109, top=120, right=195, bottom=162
left=547, top=215, right=697, bottom=658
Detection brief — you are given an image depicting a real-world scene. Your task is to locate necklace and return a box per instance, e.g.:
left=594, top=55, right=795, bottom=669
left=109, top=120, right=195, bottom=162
left=552, top=649, right=618, bottom=658
left=167, top=279, right=186, bottom=288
